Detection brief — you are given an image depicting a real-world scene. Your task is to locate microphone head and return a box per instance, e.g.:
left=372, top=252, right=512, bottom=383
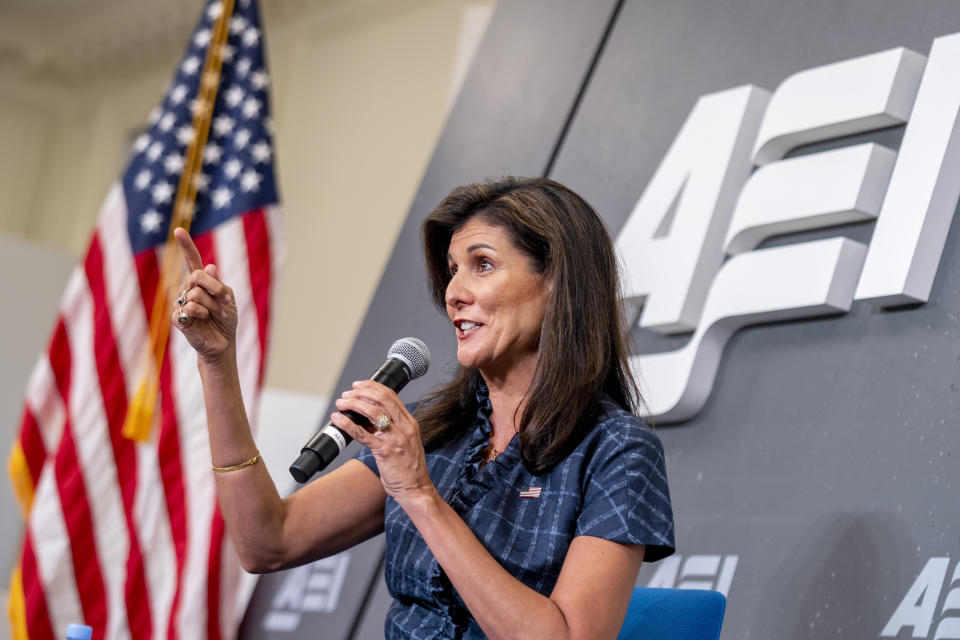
left=388, top=337, right=431, bottom=380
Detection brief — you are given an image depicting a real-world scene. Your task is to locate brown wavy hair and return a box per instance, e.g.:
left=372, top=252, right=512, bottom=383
left=416, top=177, right=642, bottom=474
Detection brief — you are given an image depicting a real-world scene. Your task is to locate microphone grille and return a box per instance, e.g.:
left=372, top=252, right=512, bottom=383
left=388, top=337, right=431, bottom=380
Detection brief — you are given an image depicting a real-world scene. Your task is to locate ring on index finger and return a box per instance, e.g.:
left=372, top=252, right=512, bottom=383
left=177, top=290, right=188, bottom=307
left=375, top=414, right=392, bottom=431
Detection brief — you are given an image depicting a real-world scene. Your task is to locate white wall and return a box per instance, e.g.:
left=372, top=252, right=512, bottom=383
left=265, top=0, right=489, bottom=395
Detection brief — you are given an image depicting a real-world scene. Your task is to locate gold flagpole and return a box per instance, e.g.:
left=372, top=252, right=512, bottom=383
left=123, top=0, right=238, bottom=441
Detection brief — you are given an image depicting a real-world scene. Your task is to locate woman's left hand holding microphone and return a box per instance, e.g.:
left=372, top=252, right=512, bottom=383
left=332, top=383, right=437, bottom=508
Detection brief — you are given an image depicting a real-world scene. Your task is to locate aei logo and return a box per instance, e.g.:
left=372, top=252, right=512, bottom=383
left=618, top=32, right=960, bottom=422
left=261, top=552, right=351, bottom=632
left=644, top=554, right=738, bottom=597
left=881, top=557, right=960, bottom=639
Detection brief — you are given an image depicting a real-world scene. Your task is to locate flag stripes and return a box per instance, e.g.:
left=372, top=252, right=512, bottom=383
left=28, top=463, right=84, bottom=634
left=19, top=538, right=54, bottom=640
left=86, top=235, right=153, bottom=639
left=14, top=204, right=279, bottom=638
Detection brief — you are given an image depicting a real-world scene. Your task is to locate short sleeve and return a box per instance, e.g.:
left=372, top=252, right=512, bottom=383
left=575, top=415, right=675, bottom=562
left=352, top=444, right=379, bottom=476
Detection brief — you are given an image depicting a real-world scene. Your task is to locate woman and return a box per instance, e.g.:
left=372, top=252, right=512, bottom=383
left=173, top=177, right=674, bottom=639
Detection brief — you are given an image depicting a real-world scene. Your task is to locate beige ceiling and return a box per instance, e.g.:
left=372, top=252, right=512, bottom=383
left=0, top=0, right=328, bottom=86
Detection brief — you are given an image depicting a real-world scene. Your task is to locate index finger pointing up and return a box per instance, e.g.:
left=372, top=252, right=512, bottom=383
left=174, top=227, right=204, bottom=272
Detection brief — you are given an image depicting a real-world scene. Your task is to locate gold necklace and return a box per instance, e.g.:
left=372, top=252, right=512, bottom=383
left=483, top=425, right=515, bottom=466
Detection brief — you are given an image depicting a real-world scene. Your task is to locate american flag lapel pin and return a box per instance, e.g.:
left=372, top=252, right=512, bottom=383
left=519, top=486, right=542, bottom=498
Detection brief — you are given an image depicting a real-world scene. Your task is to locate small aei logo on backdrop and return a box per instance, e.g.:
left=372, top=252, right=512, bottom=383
left=644, top=554, right=739, bottom=596
left=881, top=557, right=960, bottom=639
left=618, top=31, right=960, bottom=423
left=261, top=552, right=351, bottom=632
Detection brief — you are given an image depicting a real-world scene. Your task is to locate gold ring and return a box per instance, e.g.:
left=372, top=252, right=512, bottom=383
left=177, top=310, right=189, bottom=324
left=375, top=414, right=391, bottom=431
left=177, top=290, right=188, bottom=306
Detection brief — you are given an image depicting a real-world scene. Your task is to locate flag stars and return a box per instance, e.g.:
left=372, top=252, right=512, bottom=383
left=134, top=169, right=152, bottom=190
left=158, top=112, right=176, bottom=133
left=243, top=27, right=260, bottom=47
left=176, top=125, right=196, bottom=146
left=194, top=29, right=212, bottom=49
left=223, top=158, right=243, bottom=179
left=250, top=70, right=269, bottom=91
left=193, top=172, right=211, bottom=192
left=140, top=210, right=164, bottom=234
left=235, top=58, right=251, bottom=78
left=129, top=11, right=273, bottom=231
left=170, top=84, right=189, bottom=105
left=219, top=43, right=235, bottom=63
left=212, top=115, right=234, bottom=137
left=240, top=169, right=262, bottom=192
left=224, top=86, right=244, bottom=108
left=250, top=141, right=271, bottom=163
left=152, top=181, right=174, bottom=204
left=229, top=16, right=248, bottom=35
left=164, top=153, right=184, bottom=174
left=211, top=186, right=233, bottom=209
left=134, top=134, right=151, bottom=153
left=203, top=143, right=223, bottom=164
left=242, top=97, right=261, bottom=119
left=190, top=98, right=212, bottom=117
left=147, top=141, right=165, bottom=163
left=182, top=56, right=201, bottom=76
left=234, top=128, right=251, bottom=149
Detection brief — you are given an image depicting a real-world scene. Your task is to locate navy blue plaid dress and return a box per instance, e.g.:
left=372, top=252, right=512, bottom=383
left=355, top=383, right=675, bottom=639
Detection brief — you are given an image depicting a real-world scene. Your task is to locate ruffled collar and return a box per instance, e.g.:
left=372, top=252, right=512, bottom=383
left=452, top=382, right=523, bottom=510
left=463, top=381, right=494, bottom=465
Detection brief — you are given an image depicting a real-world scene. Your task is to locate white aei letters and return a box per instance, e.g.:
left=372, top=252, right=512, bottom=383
left=615, top=86, right=769, bottom=333
left=645, top=554, right=739, bottom=597
left=620, top=33, right=960, bottom=422
left=857, top=34, right=960, bottom=305
left=881, top=557, right=960, bottom=639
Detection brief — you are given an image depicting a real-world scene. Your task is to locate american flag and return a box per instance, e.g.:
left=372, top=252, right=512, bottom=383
left=7, top=0, right=282, bottom=638
left=519, top=486, right=542, bottom=499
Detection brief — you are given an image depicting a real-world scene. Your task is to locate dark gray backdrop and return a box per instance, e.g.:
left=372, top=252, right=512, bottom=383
left=242, top=1, right=960, bottom=638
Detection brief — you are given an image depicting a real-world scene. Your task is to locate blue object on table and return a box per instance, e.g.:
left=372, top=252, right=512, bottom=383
left=65, top=623, right=93, bottom=640
left=617, top=587, right=726, bottom=640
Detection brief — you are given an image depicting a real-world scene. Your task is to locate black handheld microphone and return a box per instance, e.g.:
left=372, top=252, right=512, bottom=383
left=289, top=337, right=431, bottom=483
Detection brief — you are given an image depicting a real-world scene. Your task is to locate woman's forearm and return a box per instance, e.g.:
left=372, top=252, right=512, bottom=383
left=197, top=351, right=289, bottom=572
left=197, top=352, right=388, bottom=572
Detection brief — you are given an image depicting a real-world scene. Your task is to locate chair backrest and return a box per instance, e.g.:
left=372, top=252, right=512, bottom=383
left=616, top=587, right=726, bottom=640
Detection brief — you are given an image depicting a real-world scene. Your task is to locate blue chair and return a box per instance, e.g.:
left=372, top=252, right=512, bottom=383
left=616, top=588, right=726, bottom=640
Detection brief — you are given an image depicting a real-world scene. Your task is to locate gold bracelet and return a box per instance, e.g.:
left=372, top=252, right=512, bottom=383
left=211, top=451, right=260, bottom=473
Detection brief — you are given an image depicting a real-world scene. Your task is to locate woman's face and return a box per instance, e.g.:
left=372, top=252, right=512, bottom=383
left=445, top=217, right=550, bottom=382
